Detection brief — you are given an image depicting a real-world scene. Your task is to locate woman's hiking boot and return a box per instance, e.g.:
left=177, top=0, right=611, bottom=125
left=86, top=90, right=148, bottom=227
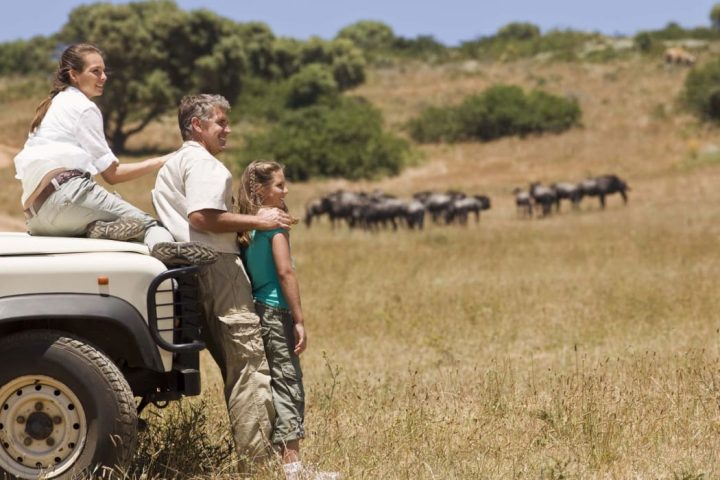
left=151, top=241, right=218, bottom=266
left=86, top=217, right=145, bottom=241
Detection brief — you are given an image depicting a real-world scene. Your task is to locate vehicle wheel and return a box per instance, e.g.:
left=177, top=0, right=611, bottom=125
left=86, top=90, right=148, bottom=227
left=0, top=330, right=137, bottom=479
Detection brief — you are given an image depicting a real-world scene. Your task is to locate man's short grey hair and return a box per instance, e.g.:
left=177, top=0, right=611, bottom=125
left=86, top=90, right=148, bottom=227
left=177, top=94, right=231, bottom=140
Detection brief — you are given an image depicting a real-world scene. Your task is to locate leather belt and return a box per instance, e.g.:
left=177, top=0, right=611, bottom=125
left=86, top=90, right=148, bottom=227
left=23, top=169, right=87, bottom=219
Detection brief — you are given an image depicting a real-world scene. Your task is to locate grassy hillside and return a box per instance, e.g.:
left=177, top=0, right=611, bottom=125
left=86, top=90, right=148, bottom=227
left=2, top=54, right=720, bottom=478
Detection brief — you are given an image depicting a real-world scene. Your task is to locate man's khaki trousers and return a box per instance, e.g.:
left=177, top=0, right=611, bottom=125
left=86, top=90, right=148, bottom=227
left=198, top=253, right=275, bottom=466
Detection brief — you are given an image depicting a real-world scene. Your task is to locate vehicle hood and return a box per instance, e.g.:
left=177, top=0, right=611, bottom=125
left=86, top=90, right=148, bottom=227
left=0, top=232, right=150, bottom=256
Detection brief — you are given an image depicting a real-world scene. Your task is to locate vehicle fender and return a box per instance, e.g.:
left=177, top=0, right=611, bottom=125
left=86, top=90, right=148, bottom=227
left=0, top=293, right=164, bottom=371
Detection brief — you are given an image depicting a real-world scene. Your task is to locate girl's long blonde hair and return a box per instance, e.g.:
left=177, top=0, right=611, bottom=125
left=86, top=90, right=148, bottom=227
left=237, top=160, right=287, bottom=246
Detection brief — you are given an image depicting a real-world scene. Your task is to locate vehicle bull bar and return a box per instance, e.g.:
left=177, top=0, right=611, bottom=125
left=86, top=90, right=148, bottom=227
left=146, top=266, right=206, bottom=353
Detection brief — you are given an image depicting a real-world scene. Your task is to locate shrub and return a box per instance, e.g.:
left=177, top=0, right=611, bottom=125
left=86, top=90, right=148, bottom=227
left=633, top=32, right=655, bottom=53
left=241, top=97, right=409, bottom=180
left=583, top=46, right=624, bottom=63
left=233, top=77, right=290, bottom=122
left=271, top=37, right=303, bottom=79
left=336, top=20, right=395, bottom=52
left=390, top=35, right=450, bottom=62
left=297, top=37, right=365, bottom=90
left=406, top=106, right=462, bottom=143
left=524, top=90, right=582, bottom=133
left=713, top=4, right=720, bottom=30
left=459, top=28, right=599, bottom=62
left=457, top=85, right=530, bottom=140
left=681, top=59, right=720, bottom=122
left=286, top=64, right=338, bottom=108
left=327, top=38, right=366, bottom=90
left=336, top=21, right=453, bottom=63
left=540, top=29, right=599, bottom=53
left=0, top=36, right=56, bottom=75
left=407, top=84, right=581, bottom=143
left=637, top=22, right=720, bottom=42
left=496, top=22, right=541, bottom=41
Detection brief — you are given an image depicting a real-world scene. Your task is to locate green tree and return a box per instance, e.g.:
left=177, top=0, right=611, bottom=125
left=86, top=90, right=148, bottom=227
left=0, top=36, right=56, bottom=75
left=236, top=22, right=276, bottom=78
left=271, top=37, right=303, bottom=78
left=242, top=97, right=409, bottom=180
left=496, top=22, right=541, bottom=41
left=336, top=20, right=395, bottom=51
left=286, top=64, right=338, bottom=108
left=297, top=38, right=365, bottom=90
left=391, top=35, right=449, bottom=61
left=711, top=4, right=720, bottom=29
left=299, top=37, right=333, bottom=65
left=59, top=0, right=249, bottom=151
left=233, top=37, right=365, bottom=122
left=633, top=32, right=655, bottom=53
left=327, top=38, right=366, bottom=89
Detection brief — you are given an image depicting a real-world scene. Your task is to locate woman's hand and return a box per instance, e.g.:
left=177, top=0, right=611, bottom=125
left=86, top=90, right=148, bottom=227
left=158, top=150, right=179, bottom=167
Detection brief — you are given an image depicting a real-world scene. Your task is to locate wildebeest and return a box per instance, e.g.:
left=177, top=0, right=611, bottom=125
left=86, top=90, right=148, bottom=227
left=346, top=193, right=409, bottom=231
left=304, top=198, right=326, bottom=227
left=320, top=190, right=366, bottom=228
left=371, top=197, right=406, bottom=231
left=421, top=191, right=467, bottom=224
left=550, top=182, right=583, bottom=212
left=580, top=174, right=629, bottom=209
left=529, top=182, right=557, bottom=217
left=403, top=200, right=426, bottom=230
left=513, top=187, right=533, bottom=218
left=412, top=190, right=433, bottom=204
left=306, top=189, right=492, bottom=231
left=445, top=194, right=491, bottom=225
left=475, top=194, right=491, bottom=210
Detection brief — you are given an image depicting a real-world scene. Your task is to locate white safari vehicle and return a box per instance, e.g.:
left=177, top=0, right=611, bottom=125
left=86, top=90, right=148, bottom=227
left=0, top=233, right=205, bottom=479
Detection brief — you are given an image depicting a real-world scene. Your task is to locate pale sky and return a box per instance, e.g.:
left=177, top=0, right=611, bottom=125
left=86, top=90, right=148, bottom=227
left=2, top=0, right=717, bottom=46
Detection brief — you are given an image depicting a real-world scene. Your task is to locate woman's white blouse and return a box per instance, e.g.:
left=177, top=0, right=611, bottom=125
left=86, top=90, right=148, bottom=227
left=14, top=86, right=118, bottom=205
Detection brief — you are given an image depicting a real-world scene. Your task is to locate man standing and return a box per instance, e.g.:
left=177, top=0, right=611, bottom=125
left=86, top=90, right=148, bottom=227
left=152, top=94, right=292, bottom=468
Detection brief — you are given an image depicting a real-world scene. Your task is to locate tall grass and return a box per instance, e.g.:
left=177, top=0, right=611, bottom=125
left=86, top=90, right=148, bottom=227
left=124, top=171, right=720, bottom=478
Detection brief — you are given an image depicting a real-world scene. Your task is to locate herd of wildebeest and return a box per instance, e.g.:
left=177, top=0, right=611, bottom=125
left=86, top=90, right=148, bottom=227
left=303, top=174, right=629, bottom=231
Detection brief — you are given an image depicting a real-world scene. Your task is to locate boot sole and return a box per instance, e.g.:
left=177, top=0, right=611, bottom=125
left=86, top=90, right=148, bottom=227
left=87, top=217, right=145, bottom=241
left=151, top=242, right=218, bottom=266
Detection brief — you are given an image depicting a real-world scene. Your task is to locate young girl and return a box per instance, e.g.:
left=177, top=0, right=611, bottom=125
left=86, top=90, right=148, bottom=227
left=237, top=161, right=337, bottom=480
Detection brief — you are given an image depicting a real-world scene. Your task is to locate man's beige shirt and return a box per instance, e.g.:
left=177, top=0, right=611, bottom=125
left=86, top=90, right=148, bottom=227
left=152, top=141, right=239, bottom=254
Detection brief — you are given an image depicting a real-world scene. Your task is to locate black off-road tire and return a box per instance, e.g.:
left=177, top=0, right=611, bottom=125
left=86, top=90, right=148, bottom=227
left=0, top=330, right=138, bottom=479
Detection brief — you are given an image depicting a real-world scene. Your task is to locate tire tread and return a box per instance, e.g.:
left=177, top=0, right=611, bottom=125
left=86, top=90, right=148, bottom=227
left=55, top=335, right=138, bottom=468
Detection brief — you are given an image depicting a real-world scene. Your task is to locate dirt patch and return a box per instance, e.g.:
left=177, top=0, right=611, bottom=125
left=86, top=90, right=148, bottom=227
left=0, top=144, right=18, bottom=169
left=0, top=213, right=24, bottom=232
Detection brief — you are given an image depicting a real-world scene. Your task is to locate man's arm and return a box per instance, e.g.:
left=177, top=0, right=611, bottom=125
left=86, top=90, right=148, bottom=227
left=188, top=207, right=292, bottom=233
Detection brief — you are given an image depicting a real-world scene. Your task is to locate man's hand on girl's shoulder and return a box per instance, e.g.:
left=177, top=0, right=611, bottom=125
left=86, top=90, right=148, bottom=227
left=257, top=207, right=293, bottom=230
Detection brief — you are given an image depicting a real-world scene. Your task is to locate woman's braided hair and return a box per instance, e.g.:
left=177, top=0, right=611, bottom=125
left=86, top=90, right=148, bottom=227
left=237, top=160, right=286, bottom=246
left=30, top=43, right=103, bottom=133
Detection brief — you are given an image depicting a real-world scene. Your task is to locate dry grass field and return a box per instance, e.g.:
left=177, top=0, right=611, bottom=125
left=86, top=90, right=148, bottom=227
left=3, top=54, right=720, bottom=478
